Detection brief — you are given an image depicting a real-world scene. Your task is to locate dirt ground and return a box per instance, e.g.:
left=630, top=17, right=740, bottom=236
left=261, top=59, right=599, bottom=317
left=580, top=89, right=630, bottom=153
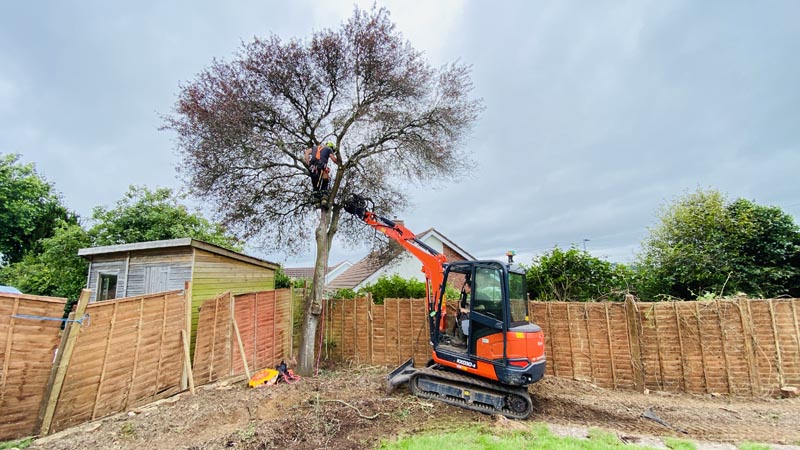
left=32, top=363, right=800, bottom=450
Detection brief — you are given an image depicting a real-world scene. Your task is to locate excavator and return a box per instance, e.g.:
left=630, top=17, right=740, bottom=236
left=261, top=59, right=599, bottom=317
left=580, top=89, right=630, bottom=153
left=343, top=194, right=546, bottom=419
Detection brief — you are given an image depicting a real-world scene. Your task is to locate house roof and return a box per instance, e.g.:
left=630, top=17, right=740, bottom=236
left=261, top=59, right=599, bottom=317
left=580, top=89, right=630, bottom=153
left=326, top=228, right=474, bottom=290
left=285, top=261, right=347, bottom=279
left=78, top=238, right=279, bottom=269
left=326, top=254, right=386, bottom=290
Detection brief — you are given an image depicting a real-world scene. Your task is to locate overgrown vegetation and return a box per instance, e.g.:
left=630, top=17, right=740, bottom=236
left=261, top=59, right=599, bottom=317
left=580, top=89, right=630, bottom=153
left=0, top=157, right=242, bottom=302
left=525, top=246, right=633, bottom=302
left=359, top=274, right=427, bottom=303
left=274, top=266, right=291, bottom=289
left=635, top=188, right=800, bottom=300
left=524, top=188, right=800, bottom=302
left=327, top=274, right=460, bottom=303
left=0, top=154, right=75, bottom=265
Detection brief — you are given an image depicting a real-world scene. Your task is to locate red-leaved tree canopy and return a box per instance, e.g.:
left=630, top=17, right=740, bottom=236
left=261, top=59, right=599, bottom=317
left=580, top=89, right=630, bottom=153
left=165, top=6, right=482, bottom=375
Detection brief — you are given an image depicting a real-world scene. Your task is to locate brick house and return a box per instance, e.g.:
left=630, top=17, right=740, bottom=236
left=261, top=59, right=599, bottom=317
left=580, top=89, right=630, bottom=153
left=327, top=228, right=475, bottom=291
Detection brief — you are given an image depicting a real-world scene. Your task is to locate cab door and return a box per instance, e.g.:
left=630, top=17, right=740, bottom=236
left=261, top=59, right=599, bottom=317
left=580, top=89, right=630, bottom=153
left=468, top=264, right=506, bottom=355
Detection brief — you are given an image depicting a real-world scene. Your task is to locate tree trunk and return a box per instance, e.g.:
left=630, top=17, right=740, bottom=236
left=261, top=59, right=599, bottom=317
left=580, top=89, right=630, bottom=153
left=297, top=207, right=331, bottom=376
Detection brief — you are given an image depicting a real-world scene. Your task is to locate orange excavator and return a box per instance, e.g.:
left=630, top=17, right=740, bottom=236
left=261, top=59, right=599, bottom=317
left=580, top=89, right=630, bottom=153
left=343, top=194, right=546, bottom=419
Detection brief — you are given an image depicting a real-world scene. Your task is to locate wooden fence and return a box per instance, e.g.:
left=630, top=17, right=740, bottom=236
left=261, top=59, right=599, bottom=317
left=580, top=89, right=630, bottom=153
left=0, top=290, right=188, bottom=440
left=50, top=290, right=188, bottom=433
left=323, top=297, right=431, bottom=366
left=323, top=296, right=800, bottom=396
left=193, top=289, right=293, bottom=385
left=0, top=293, right=67, bottom=440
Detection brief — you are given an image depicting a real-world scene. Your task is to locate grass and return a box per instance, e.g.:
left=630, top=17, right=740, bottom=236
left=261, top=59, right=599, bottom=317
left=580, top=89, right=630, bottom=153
left=0, top=438, right=33, bottom=449
left=120, top=422, right=136, bottom=439
left=379, top=423, right=663, bottom=450
left=663, top=437, right=697, bottom=450
left=738, top=444, right=770, bottom=450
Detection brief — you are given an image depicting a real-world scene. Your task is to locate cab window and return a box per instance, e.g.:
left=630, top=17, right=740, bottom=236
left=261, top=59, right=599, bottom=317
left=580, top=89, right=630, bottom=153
left=508, top=272, right=528, bottom=323
left=472, top=266, right=503, bottom=318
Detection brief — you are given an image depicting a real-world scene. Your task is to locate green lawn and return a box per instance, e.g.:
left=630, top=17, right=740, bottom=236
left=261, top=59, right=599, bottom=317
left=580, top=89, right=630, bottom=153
left=379, top=423, right=662, bottom=450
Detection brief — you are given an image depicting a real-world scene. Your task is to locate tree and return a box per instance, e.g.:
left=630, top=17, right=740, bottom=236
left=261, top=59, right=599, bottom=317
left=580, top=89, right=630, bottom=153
left=636, top=189, right=800, bottom=299
left=0, top=221, right=90, bottom=300
left=166, top=7, right=481, bottom=375
left=0, top=185, right=242, bottom=301
left=525, top=246, right=632, bottom=302
left=90, top=186, right=243, bottom=251
left=0, top=153, right=75, bottom=264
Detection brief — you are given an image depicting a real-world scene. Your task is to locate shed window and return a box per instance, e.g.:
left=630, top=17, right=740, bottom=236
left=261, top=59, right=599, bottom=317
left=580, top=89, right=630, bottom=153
left=98, top=274, right=118, bottom=301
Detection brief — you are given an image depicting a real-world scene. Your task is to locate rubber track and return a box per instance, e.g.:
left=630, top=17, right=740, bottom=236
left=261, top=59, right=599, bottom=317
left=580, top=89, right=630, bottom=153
left=409, top=365, right=533, bottom=419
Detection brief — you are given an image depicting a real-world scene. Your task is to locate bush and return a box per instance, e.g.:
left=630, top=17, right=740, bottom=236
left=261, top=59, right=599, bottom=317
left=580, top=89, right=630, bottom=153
left=526, top=246, right=632, bottom=302
left=274, top=265, right=291, bottom=289
left=359, top=274, right=426, bottom=304
left=330, top=288, right=356, bottom=300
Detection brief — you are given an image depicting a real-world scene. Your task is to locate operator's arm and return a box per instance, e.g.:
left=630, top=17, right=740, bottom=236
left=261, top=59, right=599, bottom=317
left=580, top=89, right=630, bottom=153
left=304, top=148, right=312, bottom=165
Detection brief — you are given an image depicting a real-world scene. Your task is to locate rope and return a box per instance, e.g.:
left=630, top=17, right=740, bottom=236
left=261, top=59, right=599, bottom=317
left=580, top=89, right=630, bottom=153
left=12, top=313, right=90, bottom=327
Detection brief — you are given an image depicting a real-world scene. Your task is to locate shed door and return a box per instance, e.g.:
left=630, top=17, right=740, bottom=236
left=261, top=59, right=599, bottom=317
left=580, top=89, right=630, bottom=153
left=144, top=265, right=171, bottom=293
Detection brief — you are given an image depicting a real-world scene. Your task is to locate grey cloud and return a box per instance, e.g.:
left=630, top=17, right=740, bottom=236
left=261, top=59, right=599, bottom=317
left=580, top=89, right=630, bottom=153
left=1, top=1, right=797, bottom=269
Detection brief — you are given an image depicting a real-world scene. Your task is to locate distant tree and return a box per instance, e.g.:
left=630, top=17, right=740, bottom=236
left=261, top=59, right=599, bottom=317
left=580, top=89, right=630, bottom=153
left=0, top=153, right=75, bottom=264
left=166, top=7, right=481, bottom=375
left=90, top=186, right=243, bottom=251
left=1, top=185, right=243, bottom=301
left=526, top=246, right=632, bottom=302
left=636, top=189, right=800, bottom=299
left=0, top=221, right=90, bottom=300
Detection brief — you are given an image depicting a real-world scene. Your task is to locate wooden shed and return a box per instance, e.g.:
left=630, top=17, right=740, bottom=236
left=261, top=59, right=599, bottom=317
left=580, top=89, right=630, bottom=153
left=78, top=238, right=279, bottom=341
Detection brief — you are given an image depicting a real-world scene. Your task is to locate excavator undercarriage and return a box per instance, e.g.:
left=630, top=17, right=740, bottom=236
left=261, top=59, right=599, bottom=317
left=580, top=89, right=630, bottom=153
left=387, top=358, right=534, bottom=419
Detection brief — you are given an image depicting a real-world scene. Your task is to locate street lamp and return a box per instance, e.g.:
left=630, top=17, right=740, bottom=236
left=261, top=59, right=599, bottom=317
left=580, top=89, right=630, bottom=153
left=583, top=239, right=590, bottom=252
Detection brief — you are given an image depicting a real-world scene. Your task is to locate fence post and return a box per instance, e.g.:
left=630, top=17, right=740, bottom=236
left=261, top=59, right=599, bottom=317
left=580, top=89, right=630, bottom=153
left=624, top=295, right=645, bottom=392
left=738, top=298, right=759, bottom=395
left=182, top=282, right=192, bottom=390
left=39, top=289, right=91, bottom=435
left=367, top=293, right=374, bottom=364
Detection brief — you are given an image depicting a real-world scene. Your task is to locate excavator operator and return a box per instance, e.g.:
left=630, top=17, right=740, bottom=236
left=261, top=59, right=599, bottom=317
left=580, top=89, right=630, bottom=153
left=455, top=275, right=471, bottom=345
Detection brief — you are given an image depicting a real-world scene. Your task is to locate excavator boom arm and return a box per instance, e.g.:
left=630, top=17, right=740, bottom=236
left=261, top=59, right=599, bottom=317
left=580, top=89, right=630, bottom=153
left=344, top=196, right=447, bottom=329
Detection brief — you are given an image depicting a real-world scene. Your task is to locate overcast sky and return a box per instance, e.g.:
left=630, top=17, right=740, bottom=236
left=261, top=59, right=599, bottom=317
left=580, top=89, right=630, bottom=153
left=2, top=0, right=798, bottom=267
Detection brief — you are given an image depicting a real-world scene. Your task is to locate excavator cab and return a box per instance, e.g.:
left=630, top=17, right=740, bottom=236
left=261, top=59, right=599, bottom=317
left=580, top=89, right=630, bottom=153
left=433, top=261, right=546, bottom=387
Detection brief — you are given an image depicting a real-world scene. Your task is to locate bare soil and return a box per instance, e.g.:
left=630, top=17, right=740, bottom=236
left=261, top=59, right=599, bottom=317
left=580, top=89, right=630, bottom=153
left=33, top=363, right=800, bottom=450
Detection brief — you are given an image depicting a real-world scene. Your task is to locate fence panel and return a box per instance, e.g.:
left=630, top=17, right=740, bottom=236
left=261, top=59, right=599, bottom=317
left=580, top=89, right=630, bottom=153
left=50, top=290, right=186, bottom=433
left=194, top=289, right=293, bottom=385
left=0, top=294, right=66, bottom=440
left=324, top=296, right=800, bottom=397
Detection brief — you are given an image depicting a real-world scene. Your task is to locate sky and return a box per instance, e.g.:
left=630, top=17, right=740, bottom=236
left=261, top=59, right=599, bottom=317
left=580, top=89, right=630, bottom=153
left=1, top=0, right=798, bottom=268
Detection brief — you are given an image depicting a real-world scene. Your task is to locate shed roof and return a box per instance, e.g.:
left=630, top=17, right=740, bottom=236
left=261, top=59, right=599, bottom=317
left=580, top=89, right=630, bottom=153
left=78, top=238, right=279, bottom=269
